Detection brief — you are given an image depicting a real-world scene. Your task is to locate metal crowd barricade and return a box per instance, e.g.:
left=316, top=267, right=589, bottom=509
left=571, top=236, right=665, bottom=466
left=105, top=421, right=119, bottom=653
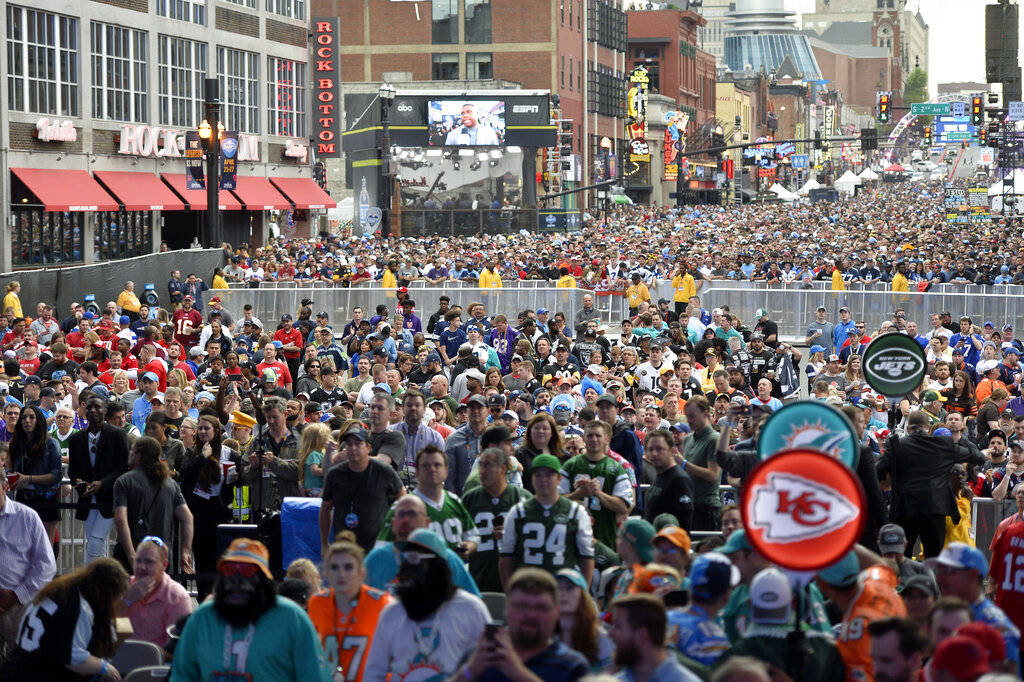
left=216, top=286, right=592, bottom=336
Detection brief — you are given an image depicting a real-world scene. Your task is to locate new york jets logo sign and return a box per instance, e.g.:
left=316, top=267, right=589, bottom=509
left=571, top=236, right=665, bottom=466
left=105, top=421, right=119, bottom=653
left=863, top=333, right=927, bottom=397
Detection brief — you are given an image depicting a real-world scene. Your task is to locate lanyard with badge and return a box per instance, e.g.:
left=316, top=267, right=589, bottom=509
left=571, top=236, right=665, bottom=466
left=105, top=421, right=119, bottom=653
left=213, top=624, right=256, bottom=682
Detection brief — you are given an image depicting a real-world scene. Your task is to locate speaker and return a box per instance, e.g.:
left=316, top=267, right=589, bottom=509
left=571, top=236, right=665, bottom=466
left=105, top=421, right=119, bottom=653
left=986, top=3, right=1019, bottom=83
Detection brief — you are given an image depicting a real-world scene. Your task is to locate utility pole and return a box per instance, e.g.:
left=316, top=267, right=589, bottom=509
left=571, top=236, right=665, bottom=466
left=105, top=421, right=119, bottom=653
left=203, top=78, right=221, bottom=248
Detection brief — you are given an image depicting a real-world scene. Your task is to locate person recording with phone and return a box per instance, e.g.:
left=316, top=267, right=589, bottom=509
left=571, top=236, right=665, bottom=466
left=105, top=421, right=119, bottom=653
left=451, top=568, right=589, bottom=682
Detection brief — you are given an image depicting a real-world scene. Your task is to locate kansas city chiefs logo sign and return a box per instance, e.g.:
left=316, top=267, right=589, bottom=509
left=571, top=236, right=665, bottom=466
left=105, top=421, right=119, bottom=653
left=750, top=472, right=859, bottom=542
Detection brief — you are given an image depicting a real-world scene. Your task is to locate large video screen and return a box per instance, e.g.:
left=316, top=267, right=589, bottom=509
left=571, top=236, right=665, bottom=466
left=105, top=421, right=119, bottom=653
left=428, top=100, right=506, bottom=146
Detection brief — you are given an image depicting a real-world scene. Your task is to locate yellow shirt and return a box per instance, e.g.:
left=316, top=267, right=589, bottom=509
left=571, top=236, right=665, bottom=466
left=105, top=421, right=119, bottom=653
left=2, top=292, right=22, bottom=318
left=626, top=283, right=651, bottom=308
left=831, top=269, right=845, bottom=291
left=479, top=269, right=503, bottom=288
left=117, top=291, right=141, bottom=313
left=945, top=494, right=974, bottom=547
left=891, top=271, right=909, bottom=292
left=382, top=269, right=397, bottom=289
left=212, top=274, right=229, bottom=289
left=556, top=275, right=577, bottom=289
left=671, top=273, right=696, bottom=303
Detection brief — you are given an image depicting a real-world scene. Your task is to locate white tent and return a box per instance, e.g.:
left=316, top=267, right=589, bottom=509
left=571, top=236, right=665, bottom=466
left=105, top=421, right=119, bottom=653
left=989, top=169, right=1024, bottom=196
left=834, top=170, right=861, bottom=194
left=798, top=178, right=821, bottom=196
left=858, top=167, right=879, bottom=181
left=768, top=183, right=798, bottom=202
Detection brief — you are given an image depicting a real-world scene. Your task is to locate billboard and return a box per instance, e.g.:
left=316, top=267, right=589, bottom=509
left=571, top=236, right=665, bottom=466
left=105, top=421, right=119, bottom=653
left=312, top=18, right=341, bottom=157
left=428, top=100, right=506, bottom=146
left=945, top=186, right=990, bottom=223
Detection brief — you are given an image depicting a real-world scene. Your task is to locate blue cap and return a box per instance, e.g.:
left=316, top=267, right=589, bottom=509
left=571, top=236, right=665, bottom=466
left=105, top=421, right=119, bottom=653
left=5, top=395, right=23, bottom=407
left=690, top=552, right=740, bottom=600
left=809, top=345, right=826, bottom=354
left=373, top=382, right=392, bottom=394
left=985, top=321, right=995, bottom=327
left=933, top=427, right=952, bottom=437
left=141, top=371, right=159, bottom=383
left=537, top=308, right=549, bottom=315
left=465, top=324, right=480, bottom=333
left=119, top=315, right=130, bottom=325
left=272, top=340, right=284, bottom=348
left=196, top=391, right=215, bottom=402
left=550, top=394, right=575, bottom=412
left=926, top=542, right=988, bottom=577
left=83, top=312, right=96, bottom=320
left=817, top=550, right=860, bottom=587
left=398, top=528, right=448, bottom=557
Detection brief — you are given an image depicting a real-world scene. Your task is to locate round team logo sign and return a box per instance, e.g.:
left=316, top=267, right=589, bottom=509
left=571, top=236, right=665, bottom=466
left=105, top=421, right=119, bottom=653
left=757, top=400, right=860, bottom=469
left=742, top=449, right=866, bottom=571
left=863, top=332, right=927, bottom=397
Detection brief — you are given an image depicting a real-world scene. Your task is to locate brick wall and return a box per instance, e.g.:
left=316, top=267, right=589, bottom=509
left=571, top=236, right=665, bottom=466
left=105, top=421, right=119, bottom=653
left=216, top=6, right=260, bottom=38
left=90, top=0, right=147, bottom=12
left=265, top=18, right=306, bottom=47
left=10, top=122, right=84, bottom=153
left=368, top=1, right=429, bottom=45
left=494, top=0, right=550, bottom=43
left=370, top=53, right=430, bottom=81
left=494, top=51, right=552, bottom=90
left=339, top=54, right=365, bottom=82
left=93, top=130, right=119, bottom=156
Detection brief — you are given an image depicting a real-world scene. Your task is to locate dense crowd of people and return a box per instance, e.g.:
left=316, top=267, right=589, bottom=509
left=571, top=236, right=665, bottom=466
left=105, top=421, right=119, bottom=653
left=2, top=184, right=1024, bottom=681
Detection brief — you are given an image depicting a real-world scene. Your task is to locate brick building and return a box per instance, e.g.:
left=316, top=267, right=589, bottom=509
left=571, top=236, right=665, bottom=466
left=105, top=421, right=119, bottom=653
left=0, top=0, right=332, bottom=271
left=322, top=0, right=630, bottom=208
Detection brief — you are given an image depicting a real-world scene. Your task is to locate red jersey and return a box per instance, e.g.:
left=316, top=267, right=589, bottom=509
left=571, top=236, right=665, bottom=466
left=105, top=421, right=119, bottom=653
left=171, top=308, right=203, bottom=349
left=18, top=357, right=39, bottom=375
left=1, top=330, right=22, bottom=348
left=273, top=327, right=304, bottom=360
left=308, top=585, right=392, bottom=681
left=142, top=358, right=167, bottom=392
left=991, top=518, right=1024, bottom=632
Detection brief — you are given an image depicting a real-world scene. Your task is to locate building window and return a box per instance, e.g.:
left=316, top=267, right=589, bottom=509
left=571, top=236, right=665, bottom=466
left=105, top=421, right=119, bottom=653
left=587, top=0, right=627, bottom=52
left=633, top=48, right=660, bottom=93
left=266, top=0, right=305, bottom=20
left=267, top=57, right=306, bottom=136
left=432, top=53, right=459, bottom=80
left=465, top=0, right=491, bottom=43
left=158, top=35, right=207, bottom=127
left=568, top=59, right=573, bottom=90
left=561, top=56, right=565, bottom=88
left=217, top=46, right=259, bottom=133
left=156, top=0, right=206, bottom=25
left=7, top=6, right=79, bottom=116
left=225, top=0, right=257, bottom=7
left=11, top=208, right=84, bottom=266
left=466, top=52, right=492, bottom=80
left=94, top=211, right=152, bottom=261
left=587, top=67, right=626, bottom=117
left=91, top=23, right=147, bottom=123
left=432, top=0, right=457, bottom=44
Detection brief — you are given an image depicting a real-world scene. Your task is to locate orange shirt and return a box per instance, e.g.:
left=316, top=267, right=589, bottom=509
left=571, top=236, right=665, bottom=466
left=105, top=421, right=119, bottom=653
left=976, top=378, right=1009, bottom=405
left=836, top=565, right=906, bottom=682
left=308, top=585, right=392, bottom=681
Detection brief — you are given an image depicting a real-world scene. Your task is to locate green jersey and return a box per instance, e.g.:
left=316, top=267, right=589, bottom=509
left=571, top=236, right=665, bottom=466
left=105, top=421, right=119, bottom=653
left=462, top=484, right=532, bottom=593
left=720, top=582, right=832, bottom=643
left=376, top=489, right=480, bottom=550
left=500, top=496, right=594, bottom=575
left=558, top=454, right=635, bottom=547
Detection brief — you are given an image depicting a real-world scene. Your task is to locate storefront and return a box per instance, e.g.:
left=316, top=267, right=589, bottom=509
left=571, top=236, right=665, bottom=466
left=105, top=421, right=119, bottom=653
left=6, top=118, right=335, bottom=269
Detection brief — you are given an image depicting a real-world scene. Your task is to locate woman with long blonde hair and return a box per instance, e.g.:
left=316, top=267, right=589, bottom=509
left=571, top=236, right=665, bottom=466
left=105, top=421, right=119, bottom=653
left=298, top=422, right=330, bottom=496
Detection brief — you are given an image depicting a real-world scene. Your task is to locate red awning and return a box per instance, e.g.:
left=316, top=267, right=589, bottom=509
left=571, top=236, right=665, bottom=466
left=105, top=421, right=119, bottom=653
left=94, top=171, right=186, bottom=211
left=231, top=176, right=294, bottom=210
left=269, top=177, right=337, bottom=209
left=11, top=168, right=118, bottom=211
left=160, top=174, right=243, bottom=211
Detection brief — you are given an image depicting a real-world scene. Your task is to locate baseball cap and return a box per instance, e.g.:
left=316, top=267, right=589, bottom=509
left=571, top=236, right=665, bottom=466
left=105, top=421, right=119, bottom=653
left=397, top=528, right=448, bottom=558
left=827, top=354, right=841, bottom=363
left=536, top=307, right=549, bottom=315
left=196, top=391, right=215, bottom=403
left=653, top=526, right=691, bottom=553
left=486, top=393, right=506, bottom=407
left=595, top=394, right=618, bottom=408
left=208, top=296, right=221, bottom=305
left=877, top=523, right=907, bottom=554
left=280, top=313, right=293, bottom=322
left=922, top=390, right=946, bottom=403
left=898, top=574, right=939, bottom=599
left=955, top=622, right=1008, bottom=667
left=719, top=529, right=751, bottom=555
left=839, top=306, right=850, bottom=313
left=23, top=375, right=41, bottom=386
left=817, top=550, right=860, bottom=588
left=816, top=305, right=827, bottom=312
left=931, top=636, right=991, bottom=680
left=341, top=426, right=372, bottom=443
left=141, top=371, right=159, bottom=383
left=620, top=518, right=656, bottom=564
left=689, top=552, right=740, bottom=601
left=586, top=364, right=603, bottom=375
left=530, top=454, right=562, bottom=473
left=466, top=394, right=488, bottom=408
left=501, top=410, right=519, bottom=421
left=809, top=344, right=826, bottom=354
left=555, top=568, right=588, bottom=592
left=425, top=351, right=441, bottom=364
left=628, top=564, right=682, bottom=595
left=218, top=538, right=273, bottom=579
left=750, top=568, right=792, bottom=625
left=150, top=393, right=165, bottom=404
left=754, top=308, right=768, bottom=318
left=925, top=542, right=988, bottom=577
left=372, top=382, right=392, bottom=394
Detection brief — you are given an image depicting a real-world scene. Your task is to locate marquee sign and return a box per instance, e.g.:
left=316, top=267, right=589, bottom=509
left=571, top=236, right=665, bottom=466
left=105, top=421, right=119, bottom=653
left=35, top=118, right=77, bottom=143
left=313, top=18, right=341, bottom=158
left=627, top=66, right=649, bottom=162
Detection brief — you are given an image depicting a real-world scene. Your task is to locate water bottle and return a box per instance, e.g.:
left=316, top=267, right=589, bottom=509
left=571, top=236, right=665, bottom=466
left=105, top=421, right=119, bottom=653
left=358, top=177, right=370, bottom=225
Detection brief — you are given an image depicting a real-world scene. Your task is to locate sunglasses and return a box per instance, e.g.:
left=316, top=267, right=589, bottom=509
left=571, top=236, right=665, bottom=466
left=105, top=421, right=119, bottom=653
left=220, top=562, right=262, bottom=577
left=400, top=550, right=438, bottom=566
left=141, top=535, right=167, bottom=549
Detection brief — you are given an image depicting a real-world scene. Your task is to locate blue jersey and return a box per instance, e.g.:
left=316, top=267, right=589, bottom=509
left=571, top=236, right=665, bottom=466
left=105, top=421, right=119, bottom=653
left=439, top=328, right=467, bottom=359
left=669, top=604, right=730, bottom=666
left=972, top=597, right=1021, bottom=671
left=950, top=333, right=983, bottom=366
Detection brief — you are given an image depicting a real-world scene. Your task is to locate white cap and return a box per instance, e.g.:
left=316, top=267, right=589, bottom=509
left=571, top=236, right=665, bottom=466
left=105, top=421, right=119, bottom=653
left=750, top=568, right=792, bottom=625
left=586, top=364, right=603, bottom=375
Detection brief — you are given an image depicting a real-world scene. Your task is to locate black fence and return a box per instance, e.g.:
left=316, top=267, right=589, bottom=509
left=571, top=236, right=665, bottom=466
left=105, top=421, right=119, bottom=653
left=399, top=208, right=539, bottom=237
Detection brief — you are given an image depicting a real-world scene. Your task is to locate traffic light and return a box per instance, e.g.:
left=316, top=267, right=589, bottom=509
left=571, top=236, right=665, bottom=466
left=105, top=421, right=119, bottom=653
left=711, top=129, right=725, bottom=159
left=972, top=96, right=984, bottom=126
left=923, top=126, right=932, bottom=146
left=878, top=94, right=890, bottom=123
left=980, top=128, right=987, bottom=146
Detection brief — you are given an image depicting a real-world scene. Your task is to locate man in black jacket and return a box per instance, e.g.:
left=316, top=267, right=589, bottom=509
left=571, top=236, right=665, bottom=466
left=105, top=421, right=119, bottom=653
left=68, top=394, right=130, bottom=564
left=878, top=410, right=986, bottom=558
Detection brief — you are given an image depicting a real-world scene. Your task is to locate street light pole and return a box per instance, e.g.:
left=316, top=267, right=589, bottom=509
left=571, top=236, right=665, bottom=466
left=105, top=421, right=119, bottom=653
left=204, top=78, right=221, bottom=248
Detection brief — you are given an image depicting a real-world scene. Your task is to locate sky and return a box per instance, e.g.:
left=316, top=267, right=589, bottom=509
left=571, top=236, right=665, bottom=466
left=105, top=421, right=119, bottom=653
left=788, top=0, right=1017, bottom=98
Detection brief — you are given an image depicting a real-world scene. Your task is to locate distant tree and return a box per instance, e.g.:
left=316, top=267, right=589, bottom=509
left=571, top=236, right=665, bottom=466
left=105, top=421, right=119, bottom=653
left=904, top=68, right=929, bottom=106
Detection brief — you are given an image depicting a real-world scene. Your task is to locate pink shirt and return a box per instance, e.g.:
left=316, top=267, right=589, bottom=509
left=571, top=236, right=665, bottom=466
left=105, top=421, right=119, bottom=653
left=126, top=572, right=193, bottom=648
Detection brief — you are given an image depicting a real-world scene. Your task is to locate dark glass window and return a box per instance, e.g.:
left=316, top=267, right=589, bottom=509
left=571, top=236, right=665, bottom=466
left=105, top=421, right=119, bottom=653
left=432, top=53, right=459, bottom=80
left=467, top=52, right=492, bottom=80
left=465, top=0, right=491, bottom=44
left=432, top=0, right=457, bottom=44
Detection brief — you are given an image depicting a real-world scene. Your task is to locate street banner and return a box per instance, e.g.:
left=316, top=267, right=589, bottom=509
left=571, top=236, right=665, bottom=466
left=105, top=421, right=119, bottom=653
left=185, top=131, right=204, bottom=190
left=219, top=131, right=238, bottom=190
left=757, top=400, right=860, bottom=469
left=742, top=449, right=866, bottom=571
